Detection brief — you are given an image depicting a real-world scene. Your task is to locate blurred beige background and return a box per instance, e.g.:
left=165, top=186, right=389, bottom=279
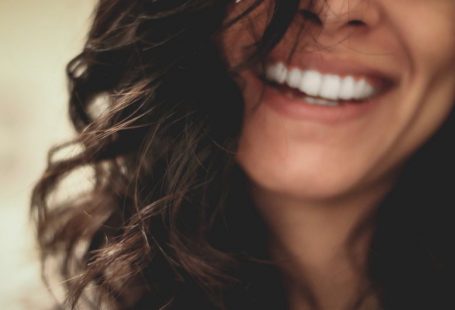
left=0, top=0, right=95, bottom=308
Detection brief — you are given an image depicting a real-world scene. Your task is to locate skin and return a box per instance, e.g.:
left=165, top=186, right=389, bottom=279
left=222, top=0, right=455, bottom=309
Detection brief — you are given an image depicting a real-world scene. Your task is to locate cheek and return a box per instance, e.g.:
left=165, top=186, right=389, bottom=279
left=395, top=9, right=455, bottom=158
left=413, top=25, right=455, bottom=81
left=395, top=2, right=455, bottom=79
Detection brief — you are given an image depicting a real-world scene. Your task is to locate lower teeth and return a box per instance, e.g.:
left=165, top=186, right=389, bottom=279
left=305, top=96, right=339, bottom=106
left=278, top=85, right=341, bottom=106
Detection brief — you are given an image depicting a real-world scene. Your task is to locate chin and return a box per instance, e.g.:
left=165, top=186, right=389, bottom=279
left=237, top=152, right=374, bottom=203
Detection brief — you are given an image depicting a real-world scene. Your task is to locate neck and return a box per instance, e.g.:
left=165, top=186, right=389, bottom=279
left=251, top=182, right=392, bottom=310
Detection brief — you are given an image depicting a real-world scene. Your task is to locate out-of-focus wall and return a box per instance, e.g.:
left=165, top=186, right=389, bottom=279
left=0, top=1, right=95, bottom=308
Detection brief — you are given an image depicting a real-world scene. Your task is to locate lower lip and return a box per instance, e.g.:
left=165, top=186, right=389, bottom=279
left=262, top=83, right=383, bottom=124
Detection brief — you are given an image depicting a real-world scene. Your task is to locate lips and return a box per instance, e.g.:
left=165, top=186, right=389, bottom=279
left=250, top=54, right=399, bottom=123
left=265, top=63, right=377, bottom=102
left=261, top=56, right=396, bottom=102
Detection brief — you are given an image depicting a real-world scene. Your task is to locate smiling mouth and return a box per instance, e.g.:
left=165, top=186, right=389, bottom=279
left=257, top=60, right=396, bottom=107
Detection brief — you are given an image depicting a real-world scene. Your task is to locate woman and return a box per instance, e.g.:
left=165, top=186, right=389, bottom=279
left=32, top=0, right=455, bottom=309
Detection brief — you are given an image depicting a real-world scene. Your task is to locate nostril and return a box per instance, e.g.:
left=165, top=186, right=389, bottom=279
left=300, top=9, right=323, bottom=26
left=348, top=19, right=366, bottom=27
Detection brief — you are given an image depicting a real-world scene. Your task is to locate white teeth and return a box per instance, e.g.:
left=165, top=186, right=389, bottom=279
left=339, top=76, right=356, bottom=100
left=265, top=62, right=377, bottom=102
left=305, top=96, right=338, bottom=106
left=275, top=62, right=287, bottom=84
left=354, top=79, right=375, bottom=100
left=286, top=68, right=302, bottom=89
left=319, top=75, right=341, bottom=101
left=300, top=70, right=322, bottom=97
left=266, top=62, right=287, bottom=84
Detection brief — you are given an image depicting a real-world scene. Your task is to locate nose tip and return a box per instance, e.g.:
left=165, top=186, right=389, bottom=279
left=302, top=0, right=380, bottom=36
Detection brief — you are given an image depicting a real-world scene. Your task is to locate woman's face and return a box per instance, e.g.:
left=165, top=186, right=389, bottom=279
left=222, top=0, right=455, bottom=202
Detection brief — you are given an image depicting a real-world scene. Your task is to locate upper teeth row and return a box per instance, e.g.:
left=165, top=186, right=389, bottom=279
left=265, top=62, right=377, bottom=101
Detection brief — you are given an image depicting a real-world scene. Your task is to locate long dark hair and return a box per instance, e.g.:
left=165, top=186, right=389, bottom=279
left=31, top=0, right=455, bottom=309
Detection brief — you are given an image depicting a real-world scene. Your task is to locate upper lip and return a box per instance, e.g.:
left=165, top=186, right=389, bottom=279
left=259, top=52, right=399, bottom=91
